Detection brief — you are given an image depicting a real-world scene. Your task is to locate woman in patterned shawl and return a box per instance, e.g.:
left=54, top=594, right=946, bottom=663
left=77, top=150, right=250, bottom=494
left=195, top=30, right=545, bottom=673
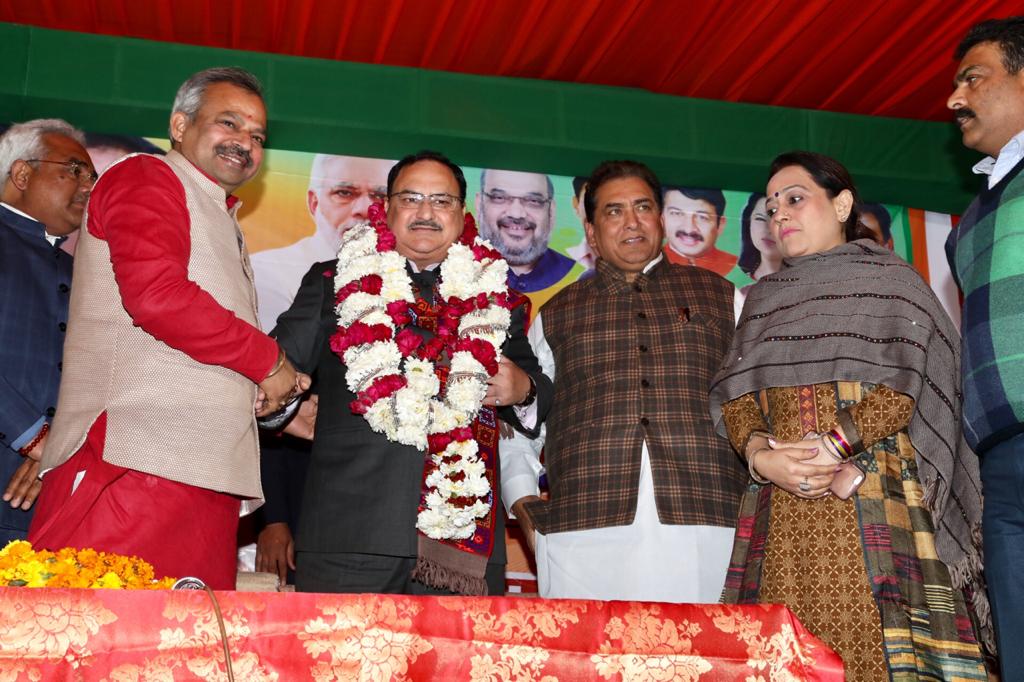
left=709, top=151, right=990, bottom=680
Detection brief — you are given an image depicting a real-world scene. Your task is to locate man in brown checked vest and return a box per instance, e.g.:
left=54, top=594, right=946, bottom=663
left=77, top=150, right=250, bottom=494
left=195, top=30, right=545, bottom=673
left=501, top=160, right=746, bottom=601
left=28, top=67, right=309, bottom=589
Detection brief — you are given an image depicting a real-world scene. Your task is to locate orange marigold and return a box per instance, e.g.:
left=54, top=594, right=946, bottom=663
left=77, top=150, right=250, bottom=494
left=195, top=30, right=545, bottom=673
left=0, top=541, right=175, bottom=590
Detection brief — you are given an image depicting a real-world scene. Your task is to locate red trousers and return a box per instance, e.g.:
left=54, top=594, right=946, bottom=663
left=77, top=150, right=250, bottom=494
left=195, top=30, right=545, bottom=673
left=29, top=413, right=241, bottom=590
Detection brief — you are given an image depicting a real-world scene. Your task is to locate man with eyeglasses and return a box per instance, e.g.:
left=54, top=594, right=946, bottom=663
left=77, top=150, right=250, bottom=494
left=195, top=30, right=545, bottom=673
left=251, top=154, right=394, bottom=332
left=0, top=118, right=94, bottom=546
left=475, top=169, right=582, bottom=312
left=268, top=150, right=552, bottom=595
left=28, top=68, right=309, bottom=589
left=662, top=185, right=738, bottom=278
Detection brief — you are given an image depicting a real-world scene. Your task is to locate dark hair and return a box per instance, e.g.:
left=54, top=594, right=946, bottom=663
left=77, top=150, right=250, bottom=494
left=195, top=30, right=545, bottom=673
left=387, top=150, right=466, bottom=201
left=479, top=168, right=554, bottom=199
left=858, top=202, right=892, bottom=243
left=583, top=160, right=662, bottom=223
left=661, top=185, right=726, bottom=219
left=571, top=176, right=588, bottom=199
left=768, top=151, right=874, bottom=243
left=955, top=16, right=1024, bottom=74
left=737, top=192, right=766, bottom=276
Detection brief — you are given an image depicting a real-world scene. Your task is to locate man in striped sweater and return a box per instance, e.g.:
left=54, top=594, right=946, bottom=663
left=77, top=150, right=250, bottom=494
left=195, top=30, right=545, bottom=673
left=947, top=16, right=1024, bottom=679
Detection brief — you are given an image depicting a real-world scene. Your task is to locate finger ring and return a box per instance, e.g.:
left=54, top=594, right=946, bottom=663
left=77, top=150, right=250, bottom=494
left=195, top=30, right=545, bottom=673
left=798, top=477, right=811, bottom=493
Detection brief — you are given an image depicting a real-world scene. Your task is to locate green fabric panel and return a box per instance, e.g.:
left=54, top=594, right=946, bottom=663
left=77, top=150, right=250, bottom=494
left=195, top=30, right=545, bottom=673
left=0, top=22, right=982, bottom=214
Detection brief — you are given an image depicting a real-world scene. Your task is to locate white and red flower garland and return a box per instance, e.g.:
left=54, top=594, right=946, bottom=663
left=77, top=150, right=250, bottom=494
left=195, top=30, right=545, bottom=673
left=330, top=203, right=515, bottom=540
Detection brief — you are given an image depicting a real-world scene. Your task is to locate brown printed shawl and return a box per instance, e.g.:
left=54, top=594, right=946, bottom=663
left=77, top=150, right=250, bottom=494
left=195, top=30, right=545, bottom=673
left=709, top=240, right=984, bottom=594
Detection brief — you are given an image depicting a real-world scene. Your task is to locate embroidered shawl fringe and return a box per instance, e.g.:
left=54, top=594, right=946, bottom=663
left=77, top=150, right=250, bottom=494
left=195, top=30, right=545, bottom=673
left=411, top=556, right=487, bottom=596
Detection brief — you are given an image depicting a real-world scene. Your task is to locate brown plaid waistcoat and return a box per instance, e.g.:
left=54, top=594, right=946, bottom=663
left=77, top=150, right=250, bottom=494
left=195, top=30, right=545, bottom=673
left=524, top=258, right=746, bottom=534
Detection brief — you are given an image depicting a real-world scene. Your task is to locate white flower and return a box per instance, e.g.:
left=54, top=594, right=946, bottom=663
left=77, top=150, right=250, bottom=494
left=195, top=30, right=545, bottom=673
left=336, top=223, right=509, bottom=540
left=417, top=508, right=454, bottom=540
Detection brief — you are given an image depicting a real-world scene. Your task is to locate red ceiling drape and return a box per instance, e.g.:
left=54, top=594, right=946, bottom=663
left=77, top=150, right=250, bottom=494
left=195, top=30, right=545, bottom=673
left=1, top=0, right=1021, bottom=121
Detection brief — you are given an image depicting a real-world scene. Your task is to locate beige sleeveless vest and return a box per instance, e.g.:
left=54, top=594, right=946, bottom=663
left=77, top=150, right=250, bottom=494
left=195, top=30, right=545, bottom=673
left=43, top=150, right=263, bottom=502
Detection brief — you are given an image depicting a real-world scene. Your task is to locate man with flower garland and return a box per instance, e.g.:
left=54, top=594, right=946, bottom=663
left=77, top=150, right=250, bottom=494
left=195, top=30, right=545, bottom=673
left=502, top=160, right=746, bottom=602
left=270, top=150, right=552, bottom=595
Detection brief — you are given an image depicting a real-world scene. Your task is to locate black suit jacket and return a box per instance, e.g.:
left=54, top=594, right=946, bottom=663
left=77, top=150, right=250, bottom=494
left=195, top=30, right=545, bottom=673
left=272, top=260, right=552, bottom=563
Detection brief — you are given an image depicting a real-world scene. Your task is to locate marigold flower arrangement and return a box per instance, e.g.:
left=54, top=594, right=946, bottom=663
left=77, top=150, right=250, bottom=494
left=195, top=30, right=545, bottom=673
left=0, top=540, right=176, bottom=589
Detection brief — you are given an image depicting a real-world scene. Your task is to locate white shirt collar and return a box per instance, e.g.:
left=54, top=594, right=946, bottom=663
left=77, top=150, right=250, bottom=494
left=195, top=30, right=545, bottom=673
left=0, top=202, right=59, bottom=245
left=407, top=259, right=440, bottom=273
left=642, top=253, right=664, bottom=274
left=973, top=130, right=1024, bottom=189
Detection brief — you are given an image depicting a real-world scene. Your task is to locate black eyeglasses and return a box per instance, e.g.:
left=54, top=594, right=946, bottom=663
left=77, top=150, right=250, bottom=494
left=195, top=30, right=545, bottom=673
left=482, top=191, right=551, bottom=210
left=26, top=159, right=99, bottom=184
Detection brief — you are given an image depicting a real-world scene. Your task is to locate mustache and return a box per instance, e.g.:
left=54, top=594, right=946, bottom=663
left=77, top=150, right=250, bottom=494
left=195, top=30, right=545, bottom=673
left=674, top=229, right=705, bottom=243
left=496, top=216, right=537, bottom=231
left=214, top=142, right=253, bottom=167
left=955, top=108, right=977, bottom=124
left=410, top=219, right=442, bottom=230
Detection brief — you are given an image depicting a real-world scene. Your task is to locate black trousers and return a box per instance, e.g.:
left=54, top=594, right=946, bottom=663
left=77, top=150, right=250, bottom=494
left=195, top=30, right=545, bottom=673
left=295, top=551, right=506, bottom=596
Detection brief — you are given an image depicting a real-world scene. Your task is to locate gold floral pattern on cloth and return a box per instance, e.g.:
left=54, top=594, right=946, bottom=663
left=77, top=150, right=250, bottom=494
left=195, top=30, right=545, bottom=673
left=0, top=588, right=844, bottom=680
left=105, top=592, right=277, bottom=682
left=298, top=594, right=432, bottom=682
left=469, top=644, right=558, bottom=682
left=439, top=597, right=590, bottom=644
left=0, top=588, right=116, bottom=678
left=705, top=605, right=819, bottom=681
left=590, top=603, right=712, bottom=681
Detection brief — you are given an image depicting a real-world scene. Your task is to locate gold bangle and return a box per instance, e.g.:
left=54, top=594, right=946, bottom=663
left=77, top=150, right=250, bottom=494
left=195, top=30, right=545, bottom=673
left=264, top=347, right=287, bottom=379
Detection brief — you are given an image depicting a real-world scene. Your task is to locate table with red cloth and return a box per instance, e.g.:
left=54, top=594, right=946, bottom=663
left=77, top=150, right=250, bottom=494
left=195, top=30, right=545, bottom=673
left=0, top=588, right=843, bottom=680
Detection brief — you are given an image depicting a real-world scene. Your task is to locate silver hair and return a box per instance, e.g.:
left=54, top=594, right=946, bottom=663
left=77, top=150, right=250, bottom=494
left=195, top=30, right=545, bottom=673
left=168, top=67, right=263, bottom=138
left=0, top=118, right=86, bottom=181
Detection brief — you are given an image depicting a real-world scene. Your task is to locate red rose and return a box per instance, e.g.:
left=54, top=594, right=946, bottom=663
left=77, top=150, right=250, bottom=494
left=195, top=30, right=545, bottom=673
left=335, top=321, right=391, bottom=354
left=335, top=280, right=360, bottom=305
left=365, top=373, right=406, bottom=402
left=418, top=337, right=445, bottom=361
left=455, top=338, right=498, bottom=375
left=335, top=274, right=382, bottom=305
left=329, top=328, right=347, bottom=356
left=376, top=229, right=396, bottom=252
left=361, top=274, right=383, bottom=295
left=459, top=214, right=478, bottom=246
left=428, top=432, right=453, bottom=454
left=368, top=202, right=386, bottom=224
left=351, top=373, right=406, bottom=414
left=493, top=292, right=517, bottom=310
left=395, top=328, right=422, bottom=357
left=386, top=300, right=412, bottom=326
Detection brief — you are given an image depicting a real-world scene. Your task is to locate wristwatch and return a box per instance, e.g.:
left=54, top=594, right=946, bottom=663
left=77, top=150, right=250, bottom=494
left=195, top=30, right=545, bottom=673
left=517, top=376, right=537, bottom=407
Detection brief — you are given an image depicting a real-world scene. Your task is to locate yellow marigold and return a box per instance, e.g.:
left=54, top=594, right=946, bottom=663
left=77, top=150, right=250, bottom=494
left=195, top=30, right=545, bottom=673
left=94, top=572, right=125, bottom=589
left=16, top=559, right=50, bottom=587
left=0, top=541, right=175, bottom=590
left=0, top=540, right=33, bottom=561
